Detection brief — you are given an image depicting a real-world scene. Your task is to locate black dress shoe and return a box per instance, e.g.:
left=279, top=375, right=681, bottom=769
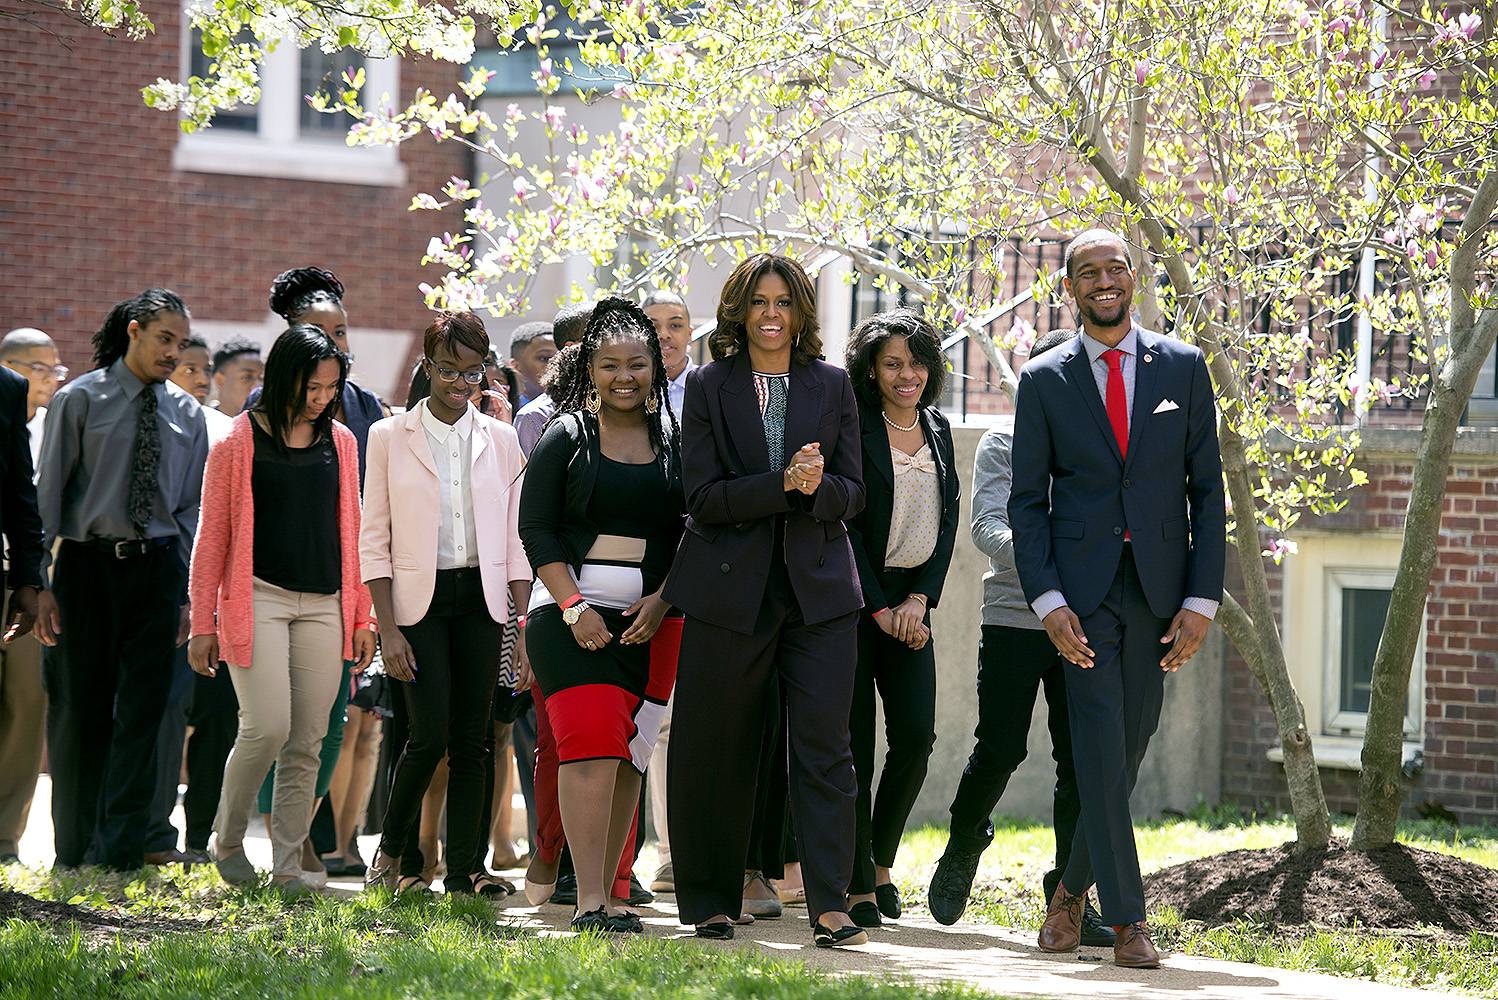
left=627, top=875, right=655, bottom=906
left=927, top=843, right=984, bottom=925
left=875, top=883, right=902, bottom=920
left=849, top=900, right=882, bottom=928
left=551, top=873, right=578, bottom=906
left=570, top=906, right=611, bottom=932
left=607, top=911, right=644, bottom=934
left=1080, top=899, right=1117, bottom=947
left=695, top=920, right=734, bottom=940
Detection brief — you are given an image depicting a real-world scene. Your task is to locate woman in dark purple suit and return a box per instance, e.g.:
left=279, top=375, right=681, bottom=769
left=663, top=253, right=868, bottom=948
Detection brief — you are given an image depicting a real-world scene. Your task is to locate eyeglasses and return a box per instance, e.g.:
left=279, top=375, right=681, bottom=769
left=7, top=361, right=67, bottom=382
left=428, top=360, right=486, bottom=385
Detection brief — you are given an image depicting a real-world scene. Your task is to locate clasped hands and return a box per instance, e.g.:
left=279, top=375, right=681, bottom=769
left=783, top=442, right=824, bottom=495
left=875, top=595, right=929, bottom=650
left=1041, top=605, right=1210, bottom=671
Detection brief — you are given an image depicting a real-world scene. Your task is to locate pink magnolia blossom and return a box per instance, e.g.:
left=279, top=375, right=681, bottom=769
left=548, top=213, right=564, bottom=235
left=1418, top=68, right=1438, bottom=89
left=1426, top=246, right=1440, bottom=269
left=577, top=174, right=606, bottom=204
left=1265, top=537, right=1298, bottom=564
left=512, top=176, right=533, bottom=202
left=537, top=58, right=554, bottom=83
left=543, top=105, right=567, bottom=130
left=1134, top=59, right=1149, bottom=86
left=1326, top=14, right=1352, bottom=34
left=1458, top=11, right=1482, bottom=40
left=1372, top=47, right=1389, bottom=71
left=1223, top=184, right=1241, bottom=205
left=506, top=103, right=524, bottom=124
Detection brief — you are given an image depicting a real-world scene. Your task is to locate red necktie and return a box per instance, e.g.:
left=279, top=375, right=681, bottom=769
left=1104, top=348, right=1129, bottom=459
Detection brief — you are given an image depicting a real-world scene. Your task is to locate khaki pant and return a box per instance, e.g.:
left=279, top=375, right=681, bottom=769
left=649, top=694, right=673, bottom=865
left=213, top=579, right=342, bottom=878
left=0, top=590, right=45, bottom=857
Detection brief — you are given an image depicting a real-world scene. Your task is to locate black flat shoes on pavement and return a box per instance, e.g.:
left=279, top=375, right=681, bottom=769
left=696, top=920, right=735, bottom=940
left=813, top=922, right=869, bottom=948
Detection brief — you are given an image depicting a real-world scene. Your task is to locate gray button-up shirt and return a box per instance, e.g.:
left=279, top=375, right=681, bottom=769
left=37, top=358, right=208, bottom=576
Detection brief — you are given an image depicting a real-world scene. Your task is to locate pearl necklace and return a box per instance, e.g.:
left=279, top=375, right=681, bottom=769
left=882, top=409, right=919, bottom=433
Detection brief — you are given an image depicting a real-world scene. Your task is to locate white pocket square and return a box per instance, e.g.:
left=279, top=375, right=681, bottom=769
left=1152, top=399, right=1180, bottom=414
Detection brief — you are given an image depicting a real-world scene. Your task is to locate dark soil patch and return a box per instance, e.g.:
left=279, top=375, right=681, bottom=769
left=1145, top=842, right=1498, bottom=932
left=0, top=889, right=201, bottom=939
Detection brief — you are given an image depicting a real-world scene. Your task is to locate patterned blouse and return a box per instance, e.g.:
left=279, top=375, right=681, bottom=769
left=885, top=443, right=941, bottom=569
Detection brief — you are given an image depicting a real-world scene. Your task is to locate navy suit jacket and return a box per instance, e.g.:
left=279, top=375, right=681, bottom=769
left=663, top=353, right=865, bottom=634
left=1008, top=326, right=1225, bottom=620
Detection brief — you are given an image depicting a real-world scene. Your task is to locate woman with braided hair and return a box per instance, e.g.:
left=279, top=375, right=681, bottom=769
left=518, top=296, right=683, bottom=933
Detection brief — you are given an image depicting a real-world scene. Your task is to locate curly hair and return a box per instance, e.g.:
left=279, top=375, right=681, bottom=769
left=268, top=267, right=345, bottom=323
left=709, top=254, right=823, bottom=366
left=845, top=308, right=947, bottom=410
left=91, top=288, right=190, bottom=370
left=550, top=295, right=679, bottom=478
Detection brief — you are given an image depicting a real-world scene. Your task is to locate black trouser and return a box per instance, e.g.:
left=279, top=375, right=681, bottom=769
left=44, top=539, right=183, bottom=870
left=745, top=682, right=787, bottom=879
left=669, top=567, right=859, bottom=924
left=511, top=703, right=539, bottom=846
left=144, top=642, right=195, bottom=853
left=850, top=569, right=937, bottom=895
left=946, top=624, right=1079, bottom=899
left=183, top=659, right=238, bottom=851
left=1059, top=547, right=1169, bottom=925
left=379, top=568, right=502, bottom=880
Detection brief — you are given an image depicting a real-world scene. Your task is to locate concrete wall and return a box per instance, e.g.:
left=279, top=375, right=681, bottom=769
left=895, top=422, right=1226, bottom=828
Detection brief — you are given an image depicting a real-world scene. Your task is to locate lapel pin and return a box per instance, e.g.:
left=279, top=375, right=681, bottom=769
left=1143, top=353, right=1153, bottom=363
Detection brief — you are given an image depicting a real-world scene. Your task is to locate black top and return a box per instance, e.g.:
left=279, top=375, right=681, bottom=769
left=519, top=411, right=685, bottom=576
left=251, top=418, right=340, bottom=594
left=0, top=366, right=44, bottom=590
left=589, top=454, right=683, bottom=595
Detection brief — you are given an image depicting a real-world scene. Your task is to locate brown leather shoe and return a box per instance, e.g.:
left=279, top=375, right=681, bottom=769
left=1113, top=921, right=1161, bottom=969
left=1037, top=882, right=1084, bottom=952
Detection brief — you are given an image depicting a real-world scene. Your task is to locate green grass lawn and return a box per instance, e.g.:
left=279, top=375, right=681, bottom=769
left=892, top=804, right=1498, bottom=997
left=0, top=866, right=990, bottom=1000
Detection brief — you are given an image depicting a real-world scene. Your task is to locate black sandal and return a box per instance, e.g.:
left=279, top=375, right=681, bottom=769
left=471, top=872, right=515, bottom=897
left=813, top=921, right=869, bottom=948
left=570, top=906, right=611, bottom=932
left=695, top=920, right=735, bottom=940
left=607, top=910, right=644, bottom=934
left=396, top=875, right=433, bottom=896
left=875, top=882, right=902, bottom=919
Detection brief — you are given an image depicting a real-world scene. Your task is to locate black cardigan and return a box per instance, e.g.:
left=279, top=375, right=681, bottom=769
left=846, top=401, right=960, bottom=614
left=518, top=411, right=683, bottom=575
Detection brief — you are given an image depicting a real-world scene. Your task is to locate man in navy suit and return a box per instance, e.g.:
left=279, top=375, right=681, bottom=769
left=1009, top=229, right=1225, bottom=968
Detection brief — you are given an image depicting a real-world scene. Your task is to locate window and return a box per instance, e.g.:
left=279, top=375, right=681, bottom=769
left=189, top=27, right=258, bottom=132
left=1279, top=534, right=1425, bottom=770
left=174, top=13, right=405, bottom=187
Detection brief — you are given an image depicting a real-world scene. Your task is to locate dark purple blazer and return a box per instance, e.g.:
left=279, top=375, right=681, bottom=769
left=663, top=352, right=866, bottom=634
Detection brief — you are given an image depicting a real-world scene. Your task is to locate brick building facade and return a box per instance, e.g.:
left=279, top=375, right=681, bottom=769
left=0, top=3, right=466, bottom=401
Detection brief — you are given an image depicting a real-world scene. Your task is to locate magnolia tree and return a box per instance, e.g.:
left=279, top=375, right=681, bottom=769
left=115, top=0, right=1496, bottom=847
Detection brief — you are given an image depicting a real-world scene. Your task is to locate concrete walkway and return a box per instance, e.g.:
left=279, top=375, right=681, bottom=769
left=12, top=777, right=1455, bottom=1000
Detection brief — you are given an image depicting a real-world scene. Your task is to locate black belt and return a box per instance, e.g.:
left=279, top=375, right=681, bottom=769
left=80, top=536, right=174, bottom=560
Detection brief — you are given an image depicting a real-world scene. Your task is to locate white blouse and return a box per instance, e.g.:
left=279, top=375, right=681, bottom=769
left=885, top=444, right=941, bottom=569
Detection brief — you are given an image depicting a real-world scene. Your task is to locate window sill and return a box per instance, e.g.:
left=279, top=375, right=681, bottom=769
left=173, top=135, right=408, bottom=187
left=1266, top=737, right=1421, bottom=772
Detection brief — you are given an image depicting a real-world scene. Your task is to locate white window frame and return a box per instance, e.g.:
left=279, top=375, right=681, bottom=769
left=1323, top=566, right=1425, bottom=738
left=173, top=18, right=407, bottom=187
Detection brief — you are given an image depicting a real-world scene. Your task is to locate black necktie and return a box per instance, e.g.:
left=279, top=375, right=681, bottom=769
left=127, top=387, right=160, bottom=538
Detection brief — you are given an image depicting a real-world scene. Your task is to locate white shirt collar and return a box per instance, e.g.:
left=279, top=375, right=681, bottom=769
left=670, top=360, right=696, bottom=389
left=418, top=398, right=474, bottom=441
left=1082, top=325, right=1138, bottom=365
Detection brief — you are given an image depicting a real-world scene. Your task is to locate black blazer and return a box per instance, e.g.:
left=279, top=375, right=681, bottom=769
left=663, top=353, right=865, bottom=634
left=846, top=402, right=959, bottom=614
left=0, top=366, right=44, bottom=590
left=518, top=411, right=684, bottom=580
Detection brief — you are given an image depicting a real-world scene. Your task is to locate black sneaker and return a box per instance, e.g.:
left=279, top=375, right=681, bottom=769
left=626, top=875, right=655, bottom=906
left=551, top=873, right=578, bottom=907
left=1080, top=898, right=1116, bottom=947
left=927, top=843, right=985, bottom=925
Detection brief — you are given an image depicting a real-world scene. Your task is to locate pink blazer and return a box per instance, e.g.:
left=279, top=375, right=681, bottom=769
left=189, top=413, right=375, bottom=667
left=359, top=404, right=530, bottom=626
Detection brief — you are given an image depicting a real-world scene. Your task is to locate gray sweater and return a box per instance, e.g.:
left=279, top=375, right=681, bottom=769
left=972, top=419, right=1043, bottom=630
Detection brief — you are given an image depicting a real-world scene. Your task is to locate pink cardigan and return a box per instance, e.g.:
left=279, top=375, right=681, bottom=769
left=189, top=412, right=374, bottom=667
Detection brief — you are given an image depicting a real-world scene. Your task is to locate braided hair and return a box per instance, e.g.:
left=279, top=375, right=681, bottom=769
left=268, top=267, right=344, bottom=323
left=550, top=296, right=679, bottom=478
left=91, top=288, right=189, bottom=370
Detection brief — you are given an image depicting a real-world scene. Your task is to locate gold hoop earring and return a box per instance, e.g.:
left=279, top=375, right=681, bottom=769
left=645, top=394, right=659, bottom=415
left=585, top=388, right=602, bottom=414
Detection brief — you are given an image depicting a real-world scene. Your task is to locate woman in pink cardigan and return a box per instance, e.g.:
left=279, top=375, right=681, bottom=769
left=188, top=325, right=375, bottom=894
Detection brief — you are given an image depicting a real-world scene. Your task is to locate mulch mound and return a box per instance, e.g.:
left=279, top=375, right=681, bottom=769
left=0, top=889, right=200, bottom=939
left=1144, top=842, right=1498, bottom=932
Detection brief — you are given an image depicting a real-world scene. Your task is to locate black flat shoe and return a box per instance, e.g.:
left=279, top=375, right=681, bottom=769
left=627, top=875, right=655, bottom=906
left=571, top=906, right=611, bottom=932
left=608, top=911, right=645, bottom=934
left=875, top=882, right=902, bottom=920
left=849, top=900, right=882, bottom=928
left=813, top=922, right=869, bottom=948
left=695, top=920, right=735, bottom=940
left=552, top=873, right=578, bottom=907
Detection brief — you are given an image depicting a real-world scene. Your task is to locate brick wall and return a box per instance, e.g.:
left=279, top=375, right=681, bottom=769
left=0, top=3, right=466, bottom=386
left=1222, top=456, right=1498, bottom=823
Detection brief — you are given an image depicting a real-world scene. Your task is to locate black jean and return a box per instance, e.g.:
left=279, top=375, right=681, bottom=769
left=44, top=540, right=183, bottom=869
left=946, top=623, right=1080, bottom=898
left=850, top=569, right=937, bottom=895
left=669, top=566, right=859, bottom=924
left=183, top=659, right=238, bottom=851
left=379, top=568, right=502, bottom=879
left=1059, top=547, right=1169, bottom=924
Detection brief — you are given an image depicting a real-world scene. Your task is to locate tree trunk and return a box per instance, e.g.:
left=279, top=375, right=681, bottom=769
left=1351, top=317, right=1497, bottom=848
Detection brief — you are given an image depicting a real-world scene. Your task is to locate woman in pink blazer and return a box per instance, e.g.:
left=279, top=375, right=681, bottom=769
left=360, top=312, right=532, bottom=897
left=188, top=325, right=376, bottom=894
